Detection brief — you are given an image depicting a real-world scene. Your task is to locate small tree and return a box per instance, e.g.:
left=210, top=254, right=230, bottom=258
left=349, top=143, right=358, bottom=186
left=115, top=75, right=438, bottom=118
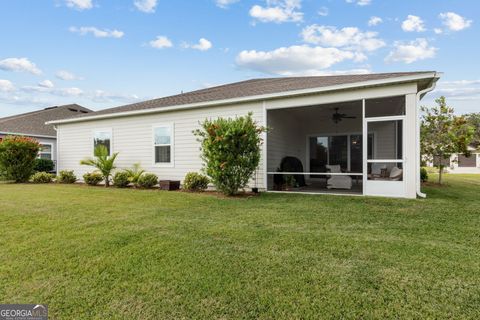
left=421, top=96, right=474, bottom=184
left=80, top=145, right=118, bottom=187
left=0, top=136, right=40, bottom=182
left=194, top=113, right=267, bottom=195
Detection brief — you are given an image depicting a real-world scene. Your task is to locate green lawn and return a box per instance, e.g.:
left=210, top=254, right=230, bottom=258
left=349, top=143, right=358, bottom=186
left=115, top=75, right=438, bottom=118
left=1, top=175, right=479, bottom=319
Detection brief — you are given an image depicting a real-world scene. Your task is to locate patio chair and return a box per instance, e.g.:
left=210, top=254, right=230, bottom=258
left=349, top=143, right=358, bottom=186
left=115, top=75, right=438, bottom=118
left=388, top=166, right=403, bottom=181
left=326, top=165, right=352, bottom=189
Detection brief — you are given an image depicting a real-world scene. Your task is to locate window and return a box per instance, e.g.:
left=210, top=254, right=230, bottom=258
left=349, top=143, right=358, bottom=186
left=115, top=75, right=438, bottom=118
left=93, top=130, right=112, bottom=155
left=38, top=144, right=52, bottom=160
left=153, top=124, right=173, bottom=165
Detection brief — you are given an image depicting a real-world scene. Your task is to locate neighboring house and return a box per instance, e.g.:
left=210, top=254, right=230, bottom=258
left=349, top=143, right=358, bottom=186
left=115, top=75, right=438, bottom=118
left=448, top=147, right=480, bottom=173
left=48, top=72, right=441, bottom=198
left=0, top=104, right=92, bottom=168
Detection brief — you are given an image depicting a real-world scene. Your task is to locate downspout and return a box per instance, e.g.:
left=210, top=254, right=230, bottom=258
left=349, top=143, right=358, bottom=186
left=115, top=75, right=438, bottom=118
left=415, top=76, right=439, bottom=198
left=53, top=124, right=58, bottom=175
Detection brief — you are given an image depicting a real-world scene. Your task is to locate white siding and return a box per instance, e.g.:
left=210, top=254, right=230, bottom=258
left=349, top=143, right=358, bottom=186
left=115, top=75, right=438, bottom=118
left=57, top=102, right=265, bottom=188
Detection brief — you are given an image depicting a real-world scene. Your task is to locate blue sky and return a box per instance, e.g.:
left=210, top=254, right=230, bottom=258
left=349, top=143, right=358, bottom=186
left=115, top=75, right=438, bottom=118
left=0, top=0, right=478, bottom=117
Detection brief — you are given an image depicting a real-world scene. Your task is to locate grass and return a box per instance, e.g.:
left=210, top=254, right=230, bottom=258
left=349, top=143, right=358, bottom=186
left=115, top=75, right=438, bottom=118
left=0, top=174, right=479, bottom=319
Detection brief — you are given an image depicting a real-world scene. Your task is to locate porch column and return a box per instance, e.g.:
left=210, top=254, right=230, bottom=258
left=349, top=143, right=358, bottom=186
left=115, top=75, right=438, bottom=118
left=405, top=93, right=417, bottom=198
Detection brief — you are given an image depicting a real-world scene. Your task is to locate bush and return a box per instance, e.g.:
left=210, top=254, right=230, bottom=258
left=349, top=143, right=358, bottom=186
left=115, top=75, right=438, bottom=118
left=183, top=172, right=209, bottom=191
left=193, top=113, right=267, bottom=195
left=57, top=170, right=77, bottom=184
left=31, top=172, right=53, bottom=183
left=80, top=145, right=118, bottom=187
left=83, top=172, right=103, bottom=186
left=124, top=163, right=145, bottom=187
left=420, top=167, right=429, bottom=182
left=137, top=173, right=158, bottom=189
left=0, top=136, right=40, bottom=182
left=113, top=171, right=130, bottom=188
left=34, top=158, right=55, bottom=173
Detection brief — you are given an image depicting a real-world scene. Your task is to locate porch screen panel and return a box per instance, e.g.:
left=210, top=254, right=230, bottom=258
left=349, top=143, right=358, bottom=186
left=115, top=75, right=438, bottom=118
left=368, top=120, right=402, bottom=160
left=366, top=119, right=404, bottom=181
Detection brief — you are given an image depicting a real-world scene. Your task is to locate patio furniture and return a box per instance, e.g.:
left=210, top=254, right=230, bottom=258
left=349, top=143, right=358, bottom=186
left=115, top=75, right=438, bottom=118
left=326, top=165, right=352, bottom=190
left=388, top=167, right=403, bottom=181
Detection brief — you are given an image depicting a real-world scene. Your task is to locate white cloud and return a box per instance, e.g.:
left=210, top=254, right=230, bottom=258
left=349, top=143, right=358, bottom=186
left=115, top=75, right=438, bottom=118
left=439, top=12, right=472, bottom=31
left=54, top=87, right=83, bottom=97
left=432, top=80, right=480, bottom=101
left=317, top=6, right=328, bottom=17
left=434, top=28, right=443, bottom=34
left=385, top=38, right=437, bottom=64
left=0, top=79, right=15, bottom=92
left=346, top=0, right=371, bottom=6
left=0, top=58, right=42, bottom=75
left=368, top=16, right=382, bottom=26
left=93, top=90, right=141, bottom=103
left=236, top=45, right=366, bottom=76
left=69, top=26, right=124, bottom=38
left=249, top=0, right=303, bottom=23
left=215, top=0, right=239, bottom=8
left=402, top=15, right=426, bottom=32
left=65, top=0, right=93, bottom=10
left=134, top=0, right=157, bottom=13
left=56, top=70, right=82, bottom=81
left=38, top=80, right=54, bottom=88
left=301, top=25, right=385, bottom=52
left=149, top=36, right=173, bottom=49
left=184, top=38, right=213, bottom=51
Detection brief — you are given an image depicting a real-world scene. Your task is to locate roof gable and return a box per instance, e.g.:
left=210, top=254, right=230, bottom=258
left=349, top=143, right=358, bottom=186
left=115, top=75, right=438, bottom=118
left=0, top=104, right=92, bottom=137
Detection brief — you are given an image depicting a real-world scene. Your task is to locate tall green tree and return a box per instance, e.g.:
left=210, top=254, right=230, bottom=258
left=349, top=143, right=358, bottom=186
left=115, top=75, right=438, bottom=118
left=80, top=145, right=118, bottom=187
left=464, top=112, right=480, bottom=148
left=421, top=96, right=474, bottom=184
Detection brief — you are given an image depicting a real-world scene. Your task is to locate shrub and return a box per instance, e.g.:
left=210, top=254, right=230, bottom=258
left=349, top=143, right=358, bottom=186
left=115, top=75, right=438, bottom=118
left=83, top=172, right=103, bottom=186
left=31, top=172, right=53, bottom=183
left=57, top=170, right=77, bottom=184
left=420, top=167, right=429, bottom=182
left=80, top=145, right=118, bottom=187
left=34, top=158, right=55, bottom=173
left=137, top=173, right=158, bottom=189
left=193, top=113, right=267, bottom=195
left=183, top=172, right=209, bottom=191
left=113, top=171, right=130, bottom=188
left=0, top=136, right=40, bottom=182
left=124, top=163, right=145, bottom=187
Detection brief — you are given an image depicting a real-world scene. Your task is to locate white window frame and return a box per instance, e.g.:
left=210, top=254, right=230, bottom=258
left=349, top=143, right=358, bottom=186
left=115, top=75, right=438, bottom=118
left=152, top=123, right=174, bottom=167
left=92, top=128, right=113, bottom=156
left=38, top=143, right=53, bottom=160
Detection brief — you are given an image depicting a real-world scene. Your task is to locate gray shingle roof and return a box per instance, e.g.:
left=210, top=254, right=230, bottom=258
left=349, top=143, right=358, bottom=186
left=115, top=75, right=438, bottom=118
left=53, top=72, right=438, bottom=123
left=0, top=104, right=92, bottom=137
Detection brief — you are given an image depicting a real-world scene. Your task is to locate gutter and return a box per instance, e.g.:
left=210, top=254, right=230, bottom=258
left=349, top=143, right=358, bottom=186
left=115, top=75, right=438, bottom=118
left=46, top=72, right=438, bottom=125
left=0, top=131, right=56, bottom=139
left=415, top=72, right=441, bottom=198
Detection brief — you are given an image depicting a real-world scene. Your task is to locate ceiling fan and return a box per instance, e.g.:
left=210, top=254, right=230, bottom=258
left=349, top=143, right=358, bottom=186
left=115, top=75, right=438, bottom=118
left=332, top=107, right=357, bottom=124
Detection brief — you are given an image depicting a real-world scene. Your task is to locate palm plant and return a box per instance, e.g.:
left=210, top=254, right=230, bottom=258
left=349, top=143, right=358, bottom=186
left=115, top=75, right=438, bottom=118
left=124, top=163, right=145, bottom=188
left=80, top=145, right=118, bottom=187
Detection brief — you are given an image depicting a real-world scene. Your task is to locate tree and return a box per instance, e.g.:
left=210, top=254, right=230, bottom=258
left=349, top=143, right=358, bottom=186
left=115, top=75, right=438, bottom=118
left=421, top=96, right=474, bottom=184
left=0, top=136, right=40, bottom=182
left=194, top=113, right=267, bottom=196
left=464, top=112, right=480, bottom=148
left=80, top=145, right=118, bottom=187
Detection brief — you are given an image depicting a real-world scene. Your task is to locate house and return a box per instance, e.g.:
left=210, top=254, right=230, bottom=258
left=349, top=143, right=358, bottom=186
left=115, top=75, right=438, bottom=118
left=447, top=147, right=480, bottom=173
left=0, top=104, right=92, bottom=166
left=47, top=72, right=441, bottom=198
